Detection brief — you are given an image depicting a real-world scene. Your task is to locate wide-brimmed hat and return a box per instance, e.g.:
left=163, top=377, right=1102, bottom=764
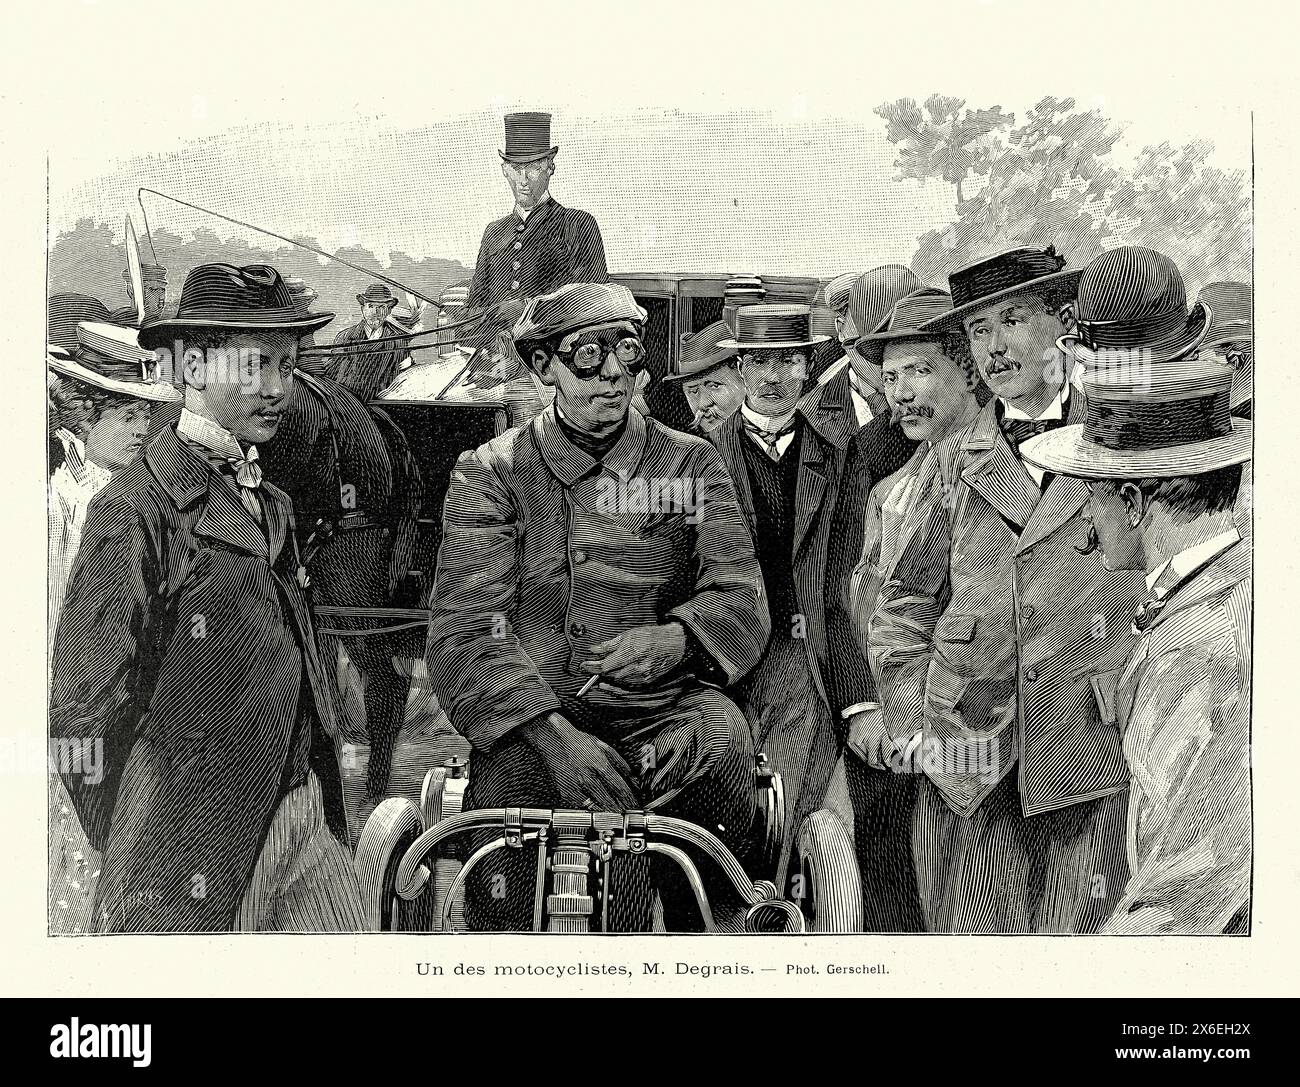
left=719, top=304, right=829, bottom=350
left=48, top=321, right=182, bottom=403
left=848, top=264, right=925, bottom=342
left=49, top=293, right=113, bottom=354
left=357, top=282, right=400, bottom=310
left=499, top=111, right=559, bottom=164
left=512, top=282, right=647, bottom=345
left=1020, top=360, right=1250, bottom=479
left=137, top=263, right=334, bottom=349
left=919, top=246, right=1082, bottom=333
left=1055, top=247, right=1209, bottom=367
left=853, top=287, right=954, bottom=361
left=665, top=321, right=741, bottom=382
left=1198, top=281, right=1252, bottom=348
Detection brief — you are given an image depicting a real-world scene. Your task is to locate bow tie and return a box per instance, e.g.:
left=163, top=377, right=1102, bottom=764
left=743, top=417, right=797, bottom=460
left=1000, top=414, right=1066, bottom=456
left=1132, top=592, right=1167, bottom=633
left=225, top=446, right=262, bottom=490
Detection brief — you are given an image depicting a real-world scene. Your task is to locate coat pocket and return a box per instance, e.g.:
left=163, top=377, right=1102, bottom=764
left=1089, top=667, right=1123, bottom=733
left=935, top=613, right=978, bottom=642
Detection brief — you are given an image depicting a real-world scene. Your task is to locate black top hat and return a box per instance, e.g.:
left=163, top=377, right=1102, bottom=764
left=1057, top=246, right=1209, bottom=366
left=137, top=263, right=334, bottom=349
left=48, top=293, right=112, bottom=354
left=499, top=112, right=559, bottom=164
left=919, top=246, right=1082, bottom=333
left=719, top=305, right=829, bottom=350
left=1021, top=360, right=1250, bottom=479
left=357, top=282, right=399, bottom=309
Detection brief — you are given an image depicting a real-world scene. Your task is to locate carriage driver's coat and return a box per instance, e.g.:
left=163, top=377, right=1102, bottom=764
left=49, top=423, right=360, bottom=932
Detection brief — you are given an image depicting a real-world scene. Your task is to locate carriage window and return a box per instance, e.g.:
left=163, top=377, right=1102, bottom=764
left=688, top=297, right=724, bottom=334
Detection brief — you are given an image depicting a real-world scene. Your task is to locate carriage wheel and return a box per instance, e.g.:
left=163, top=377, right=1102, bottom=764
left=354, top=797, right=430, bottom=931
left=794, top=809, right=862, bottom=933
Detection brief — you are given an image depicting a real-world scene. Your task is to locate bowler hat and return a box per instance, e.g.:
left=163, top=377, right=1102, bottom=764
left=138, top=263, right=334, bottom=349
left=48, top=321, right=182, bottom=403
left=848, top=265, right=924, bottom=341
left=1020, top=360, right=1249, bottom=479
left=919, top=246, right=1082, bottom=333
left=499, top=111, right=559, bottom=164
left=719, top=304, right=829, bottom=350
left=1056, top=247, right=1209, bottom=366
left=48, top=293, right=112, bottom=354
left=357, top=282, right=400, bottom=309
left=665, top=321, right=740, bottom=382
left=853, top=287, right=954, bottom=361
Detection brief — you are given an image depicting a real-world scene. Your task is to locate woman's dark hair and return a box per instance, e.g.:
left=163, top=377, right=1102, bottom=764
left=48, top=376, right=138, bottom=475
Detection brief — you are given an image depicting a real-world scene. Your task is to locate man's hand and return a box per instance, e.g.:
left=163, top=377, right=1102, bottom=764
left=582, top=622, right=688, bottom=688
left=845, top=704, right=894, bottom=770
left=517, top=713, right=638, bottom=812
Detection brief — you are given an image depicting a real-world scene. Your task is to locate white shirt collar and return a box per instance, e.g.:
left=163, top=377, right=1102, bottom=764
left=1144, top=527, right=1241, bottom=595
left=178, top=407, right=252, bottom=462
left=739, top=401, right=799, bottom=459
left=1000, top=378, right=1071, bottom=422
left=367, top=323, right=386, bottom=340
left=515, top=193, right=551, bottom=221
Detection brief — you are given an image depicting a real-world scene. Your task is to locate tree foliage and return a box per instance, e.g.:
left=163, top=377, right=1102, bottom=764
left=876, top=95, right=1251, bottom=294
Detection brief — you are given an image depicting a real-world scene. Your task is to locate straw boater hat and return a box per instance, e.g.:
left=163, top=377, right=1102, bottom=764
left=48, top=293, right=113, bottom=354
left=499, top=111, right=559, bottom=164
left=48, top=322, right=182, bottom=403
left=1055, top=247, right=1209, bottom=367
left=719, top=304, right=829, bottom=351
left=1020, top=360, right=1250, bottom=479
left=919, top=245, right=1083, bottom=334
left=852, top=287, right=953, bottom=361
left=138, top=264, right=334, bottom=349
left=664, top=321, right=740, bottom=382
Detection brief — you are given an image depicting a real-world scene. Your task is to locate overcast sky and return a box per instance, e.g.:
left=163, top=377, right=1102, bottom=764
left=43, top=0, right=1252, bottom=281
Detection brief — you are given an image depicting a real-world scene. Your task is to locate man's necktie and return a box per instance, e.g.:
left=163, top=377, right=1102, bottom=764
left=743, top=418, right=796, bottom=461
left=1000, top=415, right=1066, bottom=456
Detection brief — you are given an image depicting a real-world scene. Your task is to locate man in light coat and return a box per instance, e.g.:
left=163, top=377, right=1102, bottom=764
left=1023, top=360, right=1252, bottom=935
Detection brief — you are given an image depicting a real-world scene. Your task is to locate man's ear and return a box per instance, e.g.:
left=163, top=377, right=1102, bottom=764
left=531, top=348, right=558, bottom=388
left=1118, top=481, right=1147, bottom=527
left=182, top=346, right=208, bottom=390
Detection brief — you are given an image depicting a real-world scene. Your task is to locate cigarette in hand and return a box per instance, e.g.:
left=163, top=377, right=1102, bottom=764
left=577, top=674, right=601, bottom=697
left=690, top=410, right=706, bottom=428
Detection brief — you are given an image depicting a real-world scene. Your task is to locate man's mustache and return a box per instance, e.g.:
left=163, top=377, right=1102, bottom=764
left=1076, top=525, right=1101, bottom=555
left=890, top=404, right=935, bottom=424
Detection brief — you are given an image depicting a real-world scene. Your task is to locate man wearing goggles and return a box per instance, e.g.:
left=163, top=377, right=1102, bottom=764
left=426, top=282, right=770, bottom=931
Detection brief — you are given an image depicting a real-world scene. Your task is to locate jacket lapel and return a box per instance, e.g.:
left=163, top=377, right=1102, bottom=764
left=792, top=427, right=828, bottom=558
left=959, top=401, right=1040, bottom=530
left=261, top=481, right=291, bottom=567
left=1016, top=388, right=1093, bottom=553
left=792, top=379, right=853, bottom=558
left=193, top=474, right=270, bottom=559
left=710, top=414, right=758, bottom=537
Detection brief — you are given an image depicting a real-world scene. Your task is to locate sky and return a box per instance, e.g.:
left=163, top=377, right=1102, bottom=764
left=40, top=0, right=1253, bottom=281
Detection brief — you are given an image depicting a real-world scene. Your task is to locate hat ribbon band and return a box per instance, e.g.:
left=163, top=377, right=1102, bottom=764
left=1086, top=392, right=1232, bottom=451
left=75, top=346, right=158, bottom=384
left=1076, top=305, right=1191, bottom=351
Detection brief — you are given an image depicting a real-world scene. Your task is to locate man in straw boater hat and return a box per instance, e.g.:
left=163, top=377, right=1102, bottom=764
left=464, top=111, right=607, bottom=366
left=708, top=303, right=883, bottom=892
left=1020, top=361, right=1252, bottom=934
left=110, top=262, right=169, bottom=327
left=51, top=262, right=368, bottom=932
left=819, top=286, right=985, bottom=932
left=331, top=281, right=413, bottom=401
left=47, top=321, right=182, bottom=936
left=426, top=281, right=768, bottom=932
left=870, top=244, right=1157, bottom=933
left=662, top=320, right=746, bottom=434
